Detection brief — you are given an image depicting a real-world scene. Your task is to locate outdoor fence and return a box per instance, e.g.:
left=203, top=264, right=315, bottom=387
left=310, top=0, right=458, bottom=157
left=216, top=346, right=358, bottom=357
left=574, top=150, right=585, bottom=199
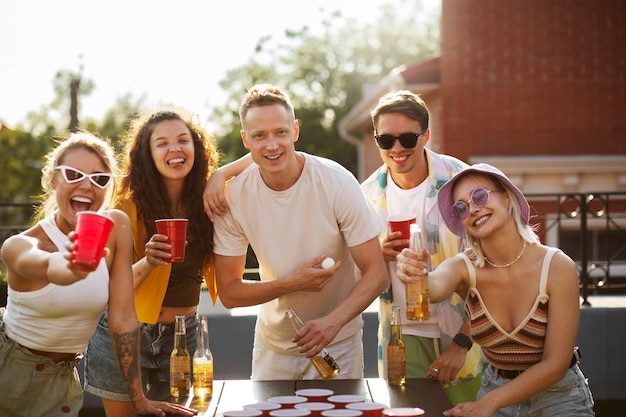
left=2, top=192, right=626, bottom=306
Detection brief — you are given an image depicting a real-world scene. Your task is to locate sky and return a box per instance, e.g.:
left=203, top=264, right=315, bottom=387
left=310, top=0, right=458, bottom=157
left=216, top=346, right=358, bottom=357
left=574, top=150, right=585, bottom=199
left=0, top=0, right=439, bottom=130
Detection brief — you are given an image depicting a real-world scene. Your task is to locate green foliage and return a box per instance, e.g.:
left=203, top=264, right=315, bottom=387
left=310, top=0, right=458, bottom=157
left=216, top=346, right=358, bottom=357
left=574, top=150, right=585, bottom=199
left=0, top=126, right=50, bottom=203
left=1, top=0, right=441, bottom=206
left=0, top=77, right=146, bottom=221
left=211, top=0, right=441, bottom=175
left=97, top=93, right=147, bottom=155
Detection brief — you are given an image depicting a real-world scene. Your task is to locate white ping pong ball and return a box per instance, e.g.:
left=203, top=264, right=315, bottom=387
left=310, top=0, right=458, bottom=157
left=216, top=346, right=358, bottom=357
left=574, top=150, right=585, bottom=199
left=321, top=258, right=335, bottom=269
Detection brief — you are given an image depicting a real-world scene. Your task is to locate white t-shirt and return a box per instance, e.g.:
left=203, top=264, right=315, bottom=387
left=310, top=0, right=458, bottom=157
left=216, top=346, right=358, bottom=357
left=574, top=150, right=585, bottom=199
left=213, top=152, right=380, bottom=353
left=386, top=172, right=440, bottom=338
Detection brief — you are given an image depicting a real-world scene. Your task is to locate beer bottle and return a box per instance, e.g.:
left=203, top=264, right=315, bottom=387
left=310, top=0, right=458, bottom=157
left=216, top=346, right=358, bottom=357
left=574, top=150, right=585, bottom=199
left=405, top=223, right=430, bottom=321
left=170, top=315, right=191, bottom=398
left=286, top=308, right=340, bottom=380
left=193, top=315, right=213, bottom=400
left=387, top=306, right=406, bottom=385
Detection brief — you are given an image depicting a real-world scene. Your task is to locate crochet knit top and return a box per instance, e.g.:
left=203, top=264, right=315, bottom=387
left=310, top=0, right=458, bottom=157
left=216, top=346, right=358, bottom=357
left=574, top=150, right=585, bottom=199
left=460, top=248, right=559, bottom=370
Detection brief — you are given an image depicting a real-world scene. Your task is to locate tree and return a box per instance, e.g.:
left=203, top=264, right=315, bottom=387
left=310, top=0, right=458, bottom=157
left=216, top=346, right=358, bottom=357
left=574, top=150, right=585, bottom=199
left=0, top=125, right=50, bottom=223
left=211, top=0, right=441, bottom=175
left=96, top=93, right=147, bottom=154
left=17, top=68, right=95, bottom=138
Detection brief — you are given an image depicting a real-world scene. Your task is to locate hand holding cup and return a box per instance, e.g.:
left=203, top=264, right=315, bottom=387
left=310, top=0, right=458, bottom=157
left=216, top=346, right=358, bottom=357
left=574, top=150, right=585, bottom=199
left=155, top=219, right=188, bottom=263
left=387, top=213, right=417, bottom=251
left=70, top=211, right=114, bottom=273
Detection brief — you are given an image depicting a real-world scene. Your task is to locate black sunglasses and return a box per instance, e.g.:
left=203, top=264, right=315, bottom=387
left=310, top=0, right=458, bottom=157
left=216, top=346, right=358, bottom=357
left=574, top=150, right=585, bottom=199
left=374, top=129, right=427, bottom=150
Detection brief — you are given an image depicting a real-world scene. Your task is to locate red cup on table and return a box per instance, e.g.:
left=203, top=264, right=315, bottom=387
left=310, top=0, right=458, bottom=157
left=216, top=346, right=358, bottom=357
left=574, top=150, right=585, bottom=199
left=71, top=211, right=114, bottom=272
left=382, top=408, right=425, bottom=417
left=346, top=402, right=387, bottom=417
left=327, top=395, right=367, bottom=409
left=387, top=213, right=416, bottom=251
left=295, top=402, right=335, bottom=417
left=321, top=410, right=363, bottom=417
left=268, top=396, right=309, bottom=409
left=270, top=409, right=312, bottom=417
left=224, top=410, right=264, bottom=417
left=155, top=218, right=188, bottom=262
left=295, top=388, right=334, bottom=402
left=244, top=402, right=282, bottom=417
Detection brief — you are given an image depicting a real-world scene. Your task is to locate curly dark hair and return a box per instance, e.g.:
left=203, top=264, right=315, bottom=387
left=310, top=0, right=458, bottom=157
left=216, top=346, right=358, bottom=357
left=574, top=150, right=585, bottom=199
left=119, top=107, right=219, bottom=268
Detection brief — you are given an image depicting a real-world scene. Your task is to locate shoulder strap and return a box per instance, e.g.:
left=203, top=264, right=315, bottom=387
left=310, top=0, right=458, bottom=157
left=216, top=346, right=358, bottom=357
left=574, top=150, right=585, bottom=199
left=539, top=247, right=560, bottom=295
left=458, top=253, right=477, bottom=288
left=38, top=213, right=68, bottom=251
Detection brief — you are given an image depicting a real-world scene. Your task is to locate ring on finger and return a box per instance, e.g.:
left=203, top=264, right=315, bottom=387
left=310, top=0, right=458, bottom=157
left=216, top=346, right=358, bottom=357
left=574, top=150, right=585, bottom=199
left=433, top=367, right=440, bottom=374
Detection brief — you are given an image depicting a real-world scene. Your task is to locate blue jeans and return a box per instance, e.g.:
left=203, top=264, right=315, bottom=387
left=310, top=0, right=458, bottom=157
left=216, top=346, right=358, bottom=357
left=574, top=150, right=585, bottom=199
left=84, top=309, right=198, bottom=401
left=479, top=364, right=594, bottom=416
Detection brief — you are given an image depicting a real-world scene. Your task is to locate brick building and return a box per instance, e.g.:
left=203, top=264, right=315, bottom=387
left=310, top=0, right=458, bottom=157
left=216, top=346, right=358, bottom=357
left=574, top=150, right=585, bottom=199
left=340, top=0, right=625, bottom=237
left=339, top=0, right=626, bottom=282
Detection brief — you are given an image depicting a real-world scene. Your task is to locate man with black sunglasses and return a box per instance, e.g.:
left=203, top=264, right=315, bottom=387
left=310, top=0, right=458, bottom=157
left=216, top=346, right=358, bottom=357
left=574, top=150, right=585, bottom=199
left=361, top=90, right=485, bottom=404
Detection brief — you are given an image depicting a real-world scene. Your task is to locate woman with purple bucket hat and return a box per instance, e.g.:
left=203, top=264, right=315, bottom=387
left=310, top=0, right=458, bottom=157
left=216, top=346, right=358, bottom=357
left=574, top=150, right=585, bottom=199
left=395, top=163, right=594, bottom=417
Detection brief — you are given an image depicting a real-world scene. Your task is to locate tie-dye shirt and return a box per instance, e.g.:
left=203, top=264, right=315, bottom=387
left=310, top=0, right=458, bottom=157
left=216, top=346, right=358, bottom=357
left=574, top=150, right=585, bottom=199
left=361, top=148, right=471, bottom=377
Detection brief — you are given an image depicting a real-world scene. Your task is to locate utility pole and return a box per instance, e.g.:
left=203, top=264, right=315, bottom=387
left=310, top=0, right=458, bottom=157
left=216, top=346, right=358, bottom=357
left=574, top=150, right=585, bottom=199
left=68, top=77, right=80, bottom=132
left=68, top=54, right=84, bottom=132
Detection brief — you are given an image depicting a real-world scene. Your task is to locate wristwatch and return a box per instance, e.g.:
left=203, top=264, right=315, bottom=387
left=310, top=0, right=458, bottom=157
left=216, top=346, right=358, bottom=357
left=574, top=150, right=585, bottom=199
left=453, top=333, right=473, bottom=350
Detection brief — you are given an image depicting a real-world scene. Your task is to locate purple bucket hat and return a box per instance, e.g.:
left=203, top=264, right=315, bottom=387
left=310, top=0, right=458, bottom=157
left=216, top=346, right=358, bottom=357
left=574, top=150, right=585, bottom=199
left=437, top=163, right=530, bottom=237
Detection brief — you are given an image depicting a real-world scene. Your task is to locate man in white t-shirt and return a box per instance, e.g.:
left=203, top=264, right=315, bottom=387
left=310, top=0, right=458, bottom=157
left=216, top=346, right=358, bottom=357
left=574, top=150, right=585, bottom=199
left=361, top=90, right=485, bottom=404
left=212, top=84, right=389, bottom=380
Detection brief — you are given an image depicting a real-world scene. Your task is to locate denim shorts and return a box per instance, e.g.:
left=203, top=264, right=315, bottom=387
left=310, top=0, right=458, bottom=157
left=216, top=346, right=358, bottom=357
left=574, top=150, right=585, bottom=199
left=84, top=309, right=197, bottom=402
left=0, top=308, right=83, bottom=417
left=478, top=363, right=595, bottom=416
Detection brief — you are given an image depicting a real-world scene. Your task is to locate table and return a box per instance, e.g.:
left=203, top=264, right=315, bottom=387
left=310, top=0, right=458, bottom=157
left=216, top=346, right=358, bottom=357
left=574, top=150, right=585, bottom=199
left=157, top=379, right=453, bottom=417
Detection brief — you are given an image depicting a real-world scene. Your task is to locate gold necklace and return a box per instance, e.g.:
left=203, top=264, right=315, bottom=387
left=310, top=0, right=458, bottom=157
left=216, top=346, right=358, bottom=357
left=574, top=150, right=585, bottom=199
left=485, top=242, right=526, bottom=268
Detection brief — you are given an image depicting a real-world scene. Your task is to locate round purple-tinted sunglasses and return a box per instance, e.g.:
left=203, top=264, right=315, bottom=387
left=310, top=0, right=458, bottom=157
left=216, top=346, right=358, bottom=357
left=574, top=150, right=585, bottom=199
left=452, top=187, right=500, bottom=220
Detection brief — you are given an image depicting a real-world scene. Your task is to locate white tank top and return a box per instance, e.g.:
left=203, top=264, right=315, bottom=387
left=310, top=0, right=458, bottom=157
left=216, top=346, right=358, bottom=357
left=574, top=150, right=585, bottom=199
left=3, top=214, right=109, bottom=353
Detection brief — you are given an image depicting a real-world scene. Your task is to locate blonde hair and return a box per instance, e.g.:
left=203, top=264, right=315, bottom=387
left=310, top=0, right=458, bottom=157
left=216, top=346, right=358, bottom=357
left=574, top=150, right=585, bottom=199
left=239, top=84, right=295, bottom=122
left=34, top=131, right=118, bottom=221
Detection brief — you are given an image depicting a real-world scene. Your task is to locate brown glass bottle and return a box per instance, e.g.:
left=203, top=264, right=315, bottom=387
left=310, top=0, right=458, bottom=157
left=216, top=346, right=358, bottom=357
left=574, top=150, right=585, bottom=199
left=286, top=308, right=340, bottom=380
left=387, top=306, right=406, bottom=385
left=170, top=315, right=191, bottom=397
left=193, top=315, right=213, bottom=400
left=406, top=223, right=430, bottom=321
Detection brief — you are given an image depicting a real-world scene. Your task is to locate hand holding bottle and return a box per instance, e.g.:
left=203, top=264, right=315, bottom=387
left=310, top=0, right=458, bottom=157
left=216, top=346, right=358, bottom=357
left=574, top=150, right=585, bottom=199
left=286, top=308, right=340, bottom=380
left=403, top=224, right=430, bottom=321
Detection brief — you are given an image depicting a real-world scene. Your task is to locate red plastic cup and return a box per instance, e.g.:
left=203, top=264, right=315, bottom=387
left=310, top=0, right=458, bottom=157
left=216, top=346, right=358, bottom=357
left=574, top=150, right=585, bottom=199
left=224, top=410, right=264, bottom=417
left=155, top=218, right=188, bottom=262
left=321, top=410, right=363, bottom=417
left=295, top=402, right=335, bottom=417
left=346, top=402, right=387, bottom=417
left=327, top=395, right=367, bottom=410
left=387, top=213, right=416, bottom=250
left=382, top=408, right=424, bottom=417
left=244, top=402, right=282, bottom=417
left=268, top=396, right=308, bottom=409
left=71, top=211, right=114, bottom=272
left=269, top=409, right=312, bottom=417
left=295, top=388, right=334, bottom=402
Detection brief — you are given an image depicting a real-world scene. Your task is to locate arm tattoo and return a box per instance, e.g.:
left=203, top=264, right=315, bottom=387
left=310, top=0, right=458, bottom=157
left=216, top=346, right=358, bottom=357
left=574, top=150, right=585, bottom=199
left=113, top=329, right=142, bottom=407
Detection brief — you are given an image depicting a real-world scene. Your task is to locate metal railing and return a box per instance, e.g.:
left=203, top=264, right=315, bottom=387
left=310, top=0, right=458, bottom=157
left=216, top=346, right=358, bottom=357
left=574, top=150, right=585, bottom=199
left=2, top=193, right=626, bottom=306
left=526, top=192, right=626, bottom=305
